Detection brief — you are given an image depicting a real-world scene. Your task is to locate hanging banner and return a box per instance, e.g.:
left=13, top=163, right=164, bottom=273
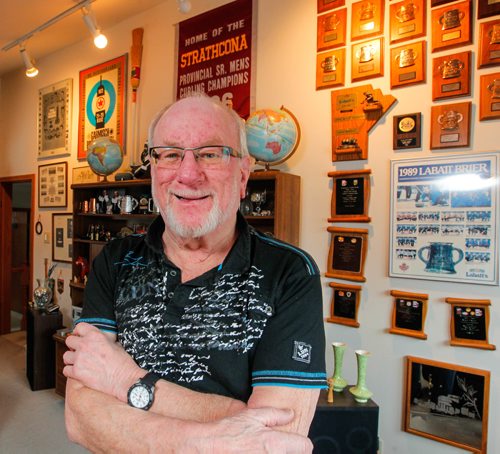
left=176, top=0, right=253, bottom=118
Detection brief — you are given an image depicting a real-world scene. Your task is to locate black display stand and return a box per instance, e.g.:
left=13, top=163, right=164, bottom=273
left=26, top=307, right=63, bottom=391
left=309, top=389, right=379, bottom=454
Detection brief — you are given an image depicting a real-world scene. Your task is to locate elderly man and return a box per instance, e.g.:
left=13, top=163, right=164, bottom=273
left=64, top=95, right=326, bottom=453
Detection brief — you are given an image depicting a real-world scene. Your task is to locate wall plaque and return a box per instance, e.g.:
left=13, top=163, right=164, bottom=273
left=351, top=0, right=385, bottom=42
left=389, top=290, right=428, bottom=339
left=328, top=169, right=371, bottom=222
left=478, top=19, right=500, bottom=69
left=318, top=0, right=345, bottom=14
left=432, top=50, right=471, bottom=101
left=352, top=37, right=384, bottom=82
left=478, top=0, right=500, bottom=19
left=430, top=101, right=471, bottom=149
left=390, top=40, right=426, bottom=88
left=389, top=0, right=426, bottom=44
left=317, top=8, right=347, bottom=51
left=431, top=0, right=472, bottom=52
left=479, top=72, right=500, bottom=121
left=316, top=48, right=346, bottom=90
left=393, top=112, right=421, bottom=149
left=327, top=282, right=362, bottom=328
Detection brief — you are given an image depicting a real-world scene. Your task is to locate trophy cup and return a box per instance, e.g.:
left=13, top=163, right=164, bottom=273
left=438, top=110, right=463, bottom=130
left=396, top=48, right=417, bottom=68
left=395, top=2, right=416, bottom=23
left=439, top=8, right=464, bottom=31
left=439, top=58, right=464, bottom=79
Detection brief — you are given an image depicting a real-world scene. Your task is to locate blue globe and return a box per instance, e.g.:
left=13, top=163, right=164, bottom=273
left=87, top=137, right=123, bottom=180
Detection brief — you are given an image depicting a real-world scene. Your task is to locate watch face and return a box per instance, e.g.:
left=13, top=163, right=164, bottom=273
left=129, top=385, right=151, bottom=409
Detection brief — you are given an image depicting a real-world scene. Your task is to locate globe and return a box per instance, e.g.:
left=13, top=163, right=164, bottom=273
left=87, top=137, right=123, bottom=181
left=245, top=106, right=301, bottom=168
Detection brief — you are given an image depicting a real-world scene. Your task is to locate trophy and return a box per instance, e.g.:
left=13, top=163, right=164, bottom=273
left=396, top=48, right=417, bottom=68
left=487, top=79, right=500, bottom=100
left=439, top=58, right=464, bottom=79
left=395, top=2, right=416, bottom=23
left=439, top=8, right=464, bottom=31
left=324, top=13, right=340, bottom=31
left=357, top=44, right=375, bottom=63
left=359, top=2, right=375, bottom=21
left=490, top=24, right=500, bottom=45
left=438, top=110, right=463, bottom=130
left=321, top=55, right=339, bottom=73
left=250, top=189, right=267, bottom=215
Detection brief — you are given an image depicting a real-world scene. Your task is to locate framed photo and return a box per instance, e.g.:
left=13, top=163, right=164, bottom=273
left=52, top=213, right=73, bottom=263
left=405, top=356, right=490, bottom=454
left=317, top=0, right=345, bottom=14
left=479, top=72, right=500, bottom=121
left=430, top=101, right=471, bottom=149
left=317, top=8, right=347, bottom=51
left=72, top=165, right=99, bottom=185
left=389, top=290, right=428, bottom=339
left=327, top=282, right=362, bottom=328
left=478, top=0, right=500, bottom=19
left=328, top=169, right=371, bottom=222
left=432, top=51, right=471, bottom=101
left=351, top=0, right=384, bottom=42
left=478, top=19, right=500, bottom=69
left=390, top=153, right=500, bottom=285
left=38, top=161, right=68, bottom=208
left=352, top=37, right=384, bottom=82
left=326, top=227, right=368, bottom=282
left=316, top=48, right=346, bottom=90
left=389, top=0, right=426, bottom=44
left=445, top=298, right=496, bottom=350
left=38, top=79, right=72, bottom=159
left=393, top=112, right=421, bottom=149
left=390, top=40, right=426, bottom=88
left=431, top=0, right=472, bottom=53
left=78, top=54, right=127, bottom=160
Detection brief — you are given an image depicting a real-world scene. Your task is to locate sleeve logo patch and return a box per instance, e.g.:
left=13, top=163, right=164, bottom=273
left=292, top=341, right=312, bottom=364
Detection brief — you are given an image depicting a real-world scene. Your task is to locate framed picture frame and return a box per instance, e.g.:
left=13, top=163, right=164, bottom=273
left=479, top=72, right=500, bottom=121
left=316, top=48, right=346, bottom=90
left=478, top=0, right=500, bottom=19
left=327, top=282, right=362, bottom=328
left=38, top=79, right=72, bottom=159
left=351, top=0, right=385, bottom=42
left=389, top=0, right=426, bottom=44
left=393, top=112, right=421, bottom=149
left=72, top=165, right=99, bottom=185
left=78, top=54, right=127, bottom=160
left=52, top=213, right=73, bottom=263
left=326, top=227, right=368, bottom=282
left=352, top=37, right=384, bottom=82
left=432, top=51, right=471, bottom=101
left=430, top=101, right=471, bottom=149
left=431, top=0, right=472, bottom=53
left=445, top=298, right=496, bottom=350
left=390, top=153, right=500, bottom=285
left=38, top=161, right=68, bottom=208
left=389, top=290, right=428, bottom=339
left=317, top=0, right=345, bottom=14
left=390, top=40, right=426, bottom=88
left=317, top=8, right=347, bottom=51
left=404, top=356, right=490, bottom=454
left=478, top=19, right=500, bottom=69
left=328, top=169, right=371, bottom=222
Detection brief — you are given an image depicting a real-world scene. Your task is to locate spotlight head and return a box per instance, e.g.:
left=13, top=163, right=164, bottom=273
left=20, top=46, right=39, bottom=78
left=82, top=6, right=108, bottom=49
left=177, top=0, right=192, bottom=13
left=94, top=33, right=108, bottom=49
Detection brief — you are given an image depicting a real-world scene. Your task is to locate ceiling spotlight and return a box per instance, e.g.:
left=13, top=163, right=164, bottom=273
left=82, top=5, right=108, bottom=49
left=177, top=0, right=192, bottom=13
left=19, top=45, right=39, bottom=78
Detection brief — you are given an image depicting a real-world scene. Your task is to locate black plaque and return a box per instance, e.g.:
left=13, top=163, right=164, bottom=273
left=395, top=298, right=423, bottom=331
left=454, top=306, right=487, bottom=341
left=333, top=289, right=356, bottom=319
left=393, top=113, right=421, bottom=149
left=335, top=178, right=364, bottom=215
left=332, top=235, right=362, bottom=272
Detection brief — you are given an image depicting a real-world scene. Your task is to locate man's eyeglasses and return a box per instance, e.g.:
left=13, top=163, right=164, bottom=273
left=149, top=145, right=242, bottom=169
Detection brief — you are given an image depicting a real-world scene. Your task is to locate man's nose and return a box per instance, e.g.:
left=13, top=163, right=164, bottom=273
left=176, top=150, right=203, bottom=181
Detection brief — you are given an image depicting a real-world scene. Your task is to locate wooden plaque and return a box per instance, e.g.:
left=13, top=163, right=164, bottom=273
left=478, top=19, right=500, bottom=69
left=431, top=0, right=455, bottom=5
left=390, top=40, right=426, bottom=88
left=432, top=50, right=471, bottom=101
left=478, top=0, right=500, bottom=19
left=328, top=169, right=371, bottom=222
left=317, top=8, right=347, bottom=51
left=318, top=0, right=345, bottom=14
left=389, top=290, right=428, bottom=339
left=393, top=112, right=421, bottom=149
left=327, top=282, right=362, bottom=328
left=446, top=298, right=495, bottom=350
left=431, top=0, right=472, bottom=53
left=326, top=227, right=368, bottom=282
left=430, top=101, right=471, bottom=149
left=479, top=72, right=500, bottom=121
left=390, top=0, right=426, bottom=44
left=352, top=37, right=384, bottom=82
left=351, top=0, right=385, bottom=42
left=316, top=48, right=346, bottom=90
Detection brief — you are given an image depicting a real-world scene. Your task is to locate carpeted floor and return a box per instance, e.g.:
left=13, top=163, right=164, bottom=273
left=0, top=331, right=87, bottom=453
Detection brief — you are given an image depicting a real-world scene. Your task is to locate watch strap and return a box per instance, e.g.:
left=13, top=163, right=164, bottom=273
left=139, top=371, right=161, bottom=388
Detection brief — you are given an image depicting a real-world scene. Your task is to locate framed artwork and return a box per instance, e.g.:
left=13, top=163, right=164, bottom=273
left=445, top=297, right=496, bottom=350
left=478, top=0, right=500, bottom=19
left=478, top=20, right=500, bottom=69
left=52, top=213, right=73, bottom=263
left=327, top=282, right=362, bottom=328
left=431, top=0, right=454, bottom=5
left=432, top=51, right=471, bottom=101
left=328, top=169, right=371, bottom=222
left=317, top=0, right=345, bottom=14
left=78, top=54, right=127, bottom=160
left=72, top=165, right=99, bottom=185
left=430, top=101, right=471, bottom=149
left=390, top=40, right=426, bottom=88
left=479, top=72, right=500, bottom=121
left=393, top=112, right=421, bottom=149
left=389, top=290, right=428, bottom=339
left=317, top=8, right=347, bottom=51
left=404, top=356, right=490, bottom=454
left=351, top=0, right=385, bottom=42
left=38, top=79, right=72, bottom=159
left=431, top=0, right=472, bottom=52
left=38, top=161, right=68, bottom=208
left=389, top=0, right=426, bottom=44
left=326, top=227, right=368, bottom=282
left=352, top=37, right=384, bottom=82
left=389, top=153, right=500, bottom=285
left=316, top=48, right=346, bottom=90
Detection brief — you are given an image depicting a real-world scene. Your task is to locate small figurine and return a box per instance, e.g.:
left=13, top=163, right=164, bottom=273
left=111, top=190, right=122, bottom=214
left=327, top=378, right=335, bottom=404
left=362, top=91, right=382, bottom=111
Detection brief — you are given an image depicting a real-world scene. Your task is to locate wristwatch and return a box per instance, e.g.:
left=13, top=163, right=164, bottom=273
left=127, top=372, right=161, bottom=410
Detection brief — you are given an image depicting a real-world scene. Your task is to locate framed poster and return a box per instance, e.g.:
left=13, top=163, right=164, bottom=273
left=393, top=112, right=421, bottom=149
left=317, top=8, right=347, bottom=51
left=352, top=37, right=384, bottom=82
left=445, top=297, right=495, bottom=350
left=432, top=51, right=471, bottom=101
left=390, top=153, right=500, bottom=285
left=430, top=101, right=471, bottom=149
left=316, top=48, right=346, bottom=90
left=389, top=0, right=426, bottom=44
left=479, top=72, right=500, bottom=121
left=478, top=0, right=500, bottom=19
left=52, top=213, right=73, bottom=263
left=390, top=40, right=426, bottom=88
left=78, top=54, right=127, bottom=160
left=328, top=169, right=371, bottom=222
left=478, top=19, right=500, bottom=69
left=38, top=162, right=68, bottom=208
left=405, top=356, right=490, bottom=454
left=38, top=79, right=72, bottom=159
left=389, top=290, right=428, bottom=339
left=431, top=0, right=472, bottom=52
left=351, top=0, right=385, bottom=42
left=72, top=165, right=99, bottom=185
left=327, top=282, right=362, bottom=328
left=318, top=0, right=345, bottom=14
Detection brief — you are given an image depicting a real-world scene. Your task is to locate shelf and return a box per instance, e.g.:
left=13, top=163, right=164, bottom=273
left=75, top=213, right=157, bottom=220
left=73, top=239, right=108, bottom=245
left=71, top=179, right=151, bottom=190
left=69, top=281, right=85, bottom=290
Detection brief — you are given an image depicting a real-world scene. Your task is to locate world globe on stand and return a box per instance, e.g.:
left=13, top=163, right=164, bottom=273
left=245, top=106, right=301, bottom=169
left=87, top=137, right=123, bottom=181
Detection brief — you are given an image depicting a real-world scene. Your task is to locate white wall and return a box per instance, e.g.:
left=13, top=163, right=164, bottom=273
left=0, top=1, right=498, bottom=453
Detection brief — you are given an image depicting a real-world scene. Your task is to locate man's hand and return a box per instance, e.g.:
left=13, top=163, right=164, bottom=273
left=63, top=322, right=143, bottom=402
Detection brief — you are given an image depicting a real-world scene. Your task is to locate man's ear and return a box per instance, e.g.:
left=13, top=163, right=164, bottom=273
left=239, top=156, right=252, bottom=199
